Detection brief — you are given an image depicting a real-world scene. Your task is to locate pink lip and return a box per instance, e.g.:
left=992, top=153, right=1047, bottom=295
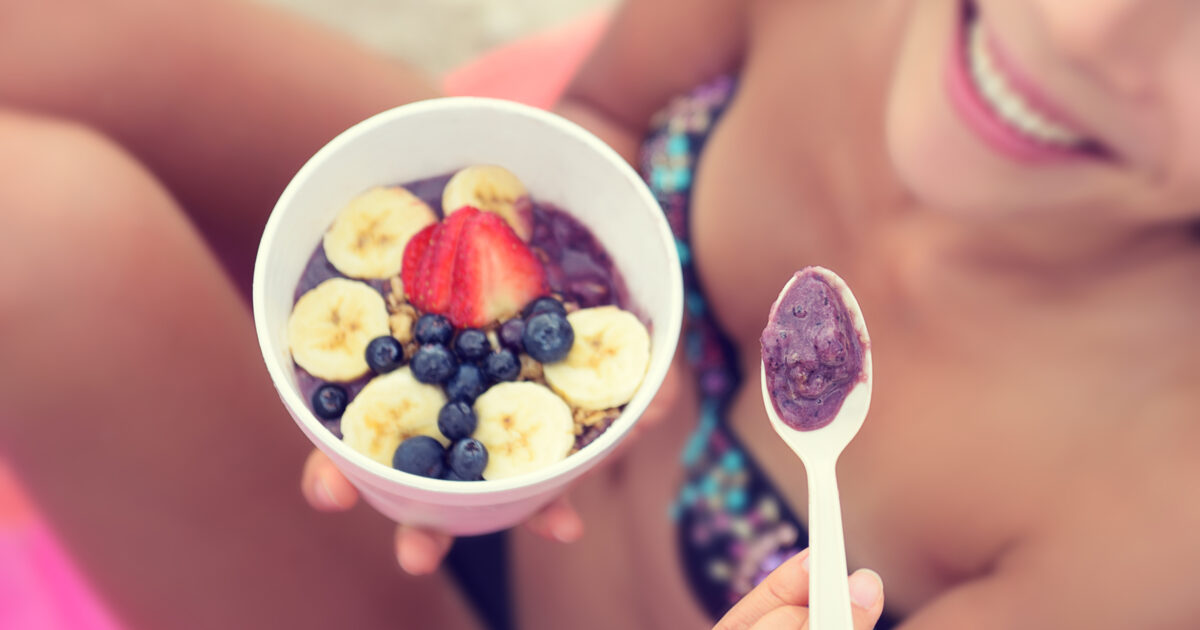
left=945, top=6, right=1088, bottom=163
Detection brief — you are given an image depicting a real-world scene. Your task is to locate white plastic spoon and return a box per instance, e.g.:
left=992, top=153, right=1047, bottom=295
left=759, top=266, right=873, bottom=630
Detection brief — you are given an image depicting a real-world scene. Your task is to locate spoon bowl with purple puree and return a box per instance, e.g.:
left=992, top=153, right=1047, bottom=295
left=759, top=266, right=872, bottom=630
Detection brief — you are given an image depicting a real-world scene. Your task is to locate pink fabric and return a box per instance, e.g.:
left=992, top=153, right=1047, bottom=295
left=0, top=462, right=123, bottom=630
left=0, top=14, right=606, bottom=629
left=443, top=10, right=608, bottom=109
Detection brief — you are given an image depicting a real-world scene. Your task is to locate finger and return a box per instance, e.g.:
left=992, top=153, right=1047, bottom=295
left=849, top=569, right=885, bottom=629
left=746, top=605, right=808, bottom=630
left=301, top=449, right=358, bottom=511
left=714, top=548, right=811, bottom=630
left=522, top=496, right=584, bottom=543
left=394, top=525, right=454, bottom=576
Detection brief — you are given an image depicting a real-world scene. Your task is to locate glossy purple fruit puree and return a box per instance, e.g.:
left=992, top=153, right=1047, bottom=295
left=760, top=269, right=865, bottom=431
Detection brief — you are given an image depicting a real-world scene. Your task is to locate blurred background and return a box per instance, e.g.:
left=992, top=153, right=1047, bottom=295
left=261, top=0, right=616, bottom=75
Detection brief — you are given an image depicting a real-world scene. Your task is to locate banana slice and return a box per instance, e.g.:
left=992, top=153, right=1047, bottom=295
left=288, top=278, right=390, bottom=382
left=341, top=367, right=449, bottom=466
left=473, top=382, right=575, bottom=480
left=543, top=306, right=651, bottom=411
left=323, top=186, right=437, bottom=279
left=441, top=165, right=534, bottom=241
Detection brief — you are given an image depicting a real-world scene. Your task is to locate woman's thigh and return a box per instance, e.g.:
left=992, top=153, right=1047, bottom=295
left=0, top=109, right=479, bottom=630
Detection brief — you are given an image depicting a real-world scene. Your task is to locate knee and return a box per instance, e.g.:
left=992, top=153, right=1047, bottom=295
left=0, top=110, right=171, bottom=223
left=0, top=110, right=182, bottom=312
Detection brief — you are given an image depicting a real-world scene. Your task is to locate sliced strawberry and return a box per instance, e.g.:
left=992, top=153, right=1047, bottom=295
left=400, top=222, right=437, bottom=304
left=411, top=207, right=478, bottom=314
left=404, top=222, right=441, bottom=312
left=449, top=211, right=548, bottom=328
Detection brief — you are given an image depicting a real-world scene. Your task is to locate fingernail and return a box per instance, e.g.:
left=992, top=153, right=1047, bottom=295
left=551, top=519, right=578, bottom=543
left=800, top=549, right=811, bottom=572
left=316, top=477, right=341, bottom=509
left=399, top=552, right=433, bottom=575
left=849, top=569, right=883, bottom=609
left=398, top=553, right=426, bottom=576
left=396, top=533, right=427, bottom=575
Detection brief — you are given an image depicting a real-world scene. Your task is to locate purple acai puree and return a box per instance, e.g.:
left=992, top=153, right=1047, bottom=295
left=292, top=171, right=631, bottom=438
left=760, top=269, right=865, bottom=431
left=530, top=204, right=628, bottom=309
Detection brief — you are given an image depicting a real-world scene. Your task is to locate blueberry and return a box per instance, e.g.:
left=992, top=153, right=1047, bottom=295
left=445, top=364, right=486, bottom=403
left=411, top=344, right=458, bottom=384
left=441, top=469, right=472, bottom=481
left=437, top=400, right=477, bottom=441
left=452, top=328, right=491, bottom=363
left=497, top=318, right=526, bottom=353
left=392, top=436, right=446, bottom=478
left=523, top=296, right=567, bottom=320
left=414, top=314, right=454, bottom=346
left=522, top=312, right=574, bottom=363
left=311, top=384, right=348, bottom=420
left=365, top=335, right=405, bottom=374
left=482, top=349, right=521, bottom=383
left=448, top=438, right=489, bottom=479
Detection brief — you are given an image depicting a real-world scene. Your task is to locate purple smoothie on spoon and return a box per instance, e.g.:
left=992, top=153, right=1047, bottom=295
left=760, top=268, right=866, bottom=431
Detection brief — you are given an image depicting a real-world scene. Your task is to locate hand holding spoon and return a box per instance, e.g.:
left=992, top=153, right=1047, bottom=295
left=759, top=266, right=873, bottom=630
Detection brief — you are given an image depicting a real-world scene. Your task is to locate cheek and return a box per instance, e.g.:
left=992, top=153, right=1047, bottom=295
left=1152, top=39, right=1200, bottom=217
left=884, top=0, right=1023, bottom=212
left=882, top=0, right=1128, bottom=215
left=1165, top=144, right=1200, bottom=217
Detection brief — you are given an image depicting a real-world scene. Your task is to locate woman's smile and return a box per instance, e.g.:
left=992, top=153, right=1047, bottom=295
left=947, top=1, right=1107, bottom=164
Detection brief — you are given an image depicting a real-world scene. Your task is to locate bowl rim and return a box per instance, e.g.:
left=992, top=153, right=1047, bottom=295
left=252, top=96, right=683, bottom=496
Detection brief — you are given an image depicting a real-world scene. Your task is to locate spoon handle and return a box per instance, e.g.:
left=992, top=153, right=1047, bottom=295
left=807, top=456, right=853, bottom=630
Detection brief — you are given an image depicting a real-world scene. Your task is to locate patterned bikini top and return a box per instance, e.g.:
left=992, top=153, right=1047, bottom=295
left=638, top=76, right=897, bottom=629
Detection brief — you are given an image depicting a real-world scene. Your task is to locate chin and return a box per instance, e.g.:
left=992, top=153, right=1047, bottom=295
left=886, top=120, right=1007, bottom=214
left=883, top=0, right=1094, bottom=217
left=884, top=0, right=1015, bottom=214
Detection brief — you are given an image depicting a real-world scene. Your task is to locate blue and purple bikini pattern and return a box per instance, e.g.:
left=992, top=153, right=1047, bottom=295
left=638, top=76, right=807, bottom=618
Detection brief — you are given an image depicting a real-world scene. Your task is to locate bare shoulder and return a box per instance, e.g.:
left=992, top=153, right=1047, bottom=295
left=565, top=0, right=750, bottom=130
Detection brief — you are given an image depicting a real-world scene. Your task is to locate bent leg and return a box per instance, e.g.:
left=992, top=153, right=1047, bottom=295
left=0, top=0, right=440, bottom=293
left=0, top=109, right=478, bottom=630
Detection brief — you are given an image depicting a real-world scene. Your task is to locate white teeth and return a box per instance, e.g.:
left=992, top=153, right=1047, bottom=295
left=966, top=17, right=1084, bottom=147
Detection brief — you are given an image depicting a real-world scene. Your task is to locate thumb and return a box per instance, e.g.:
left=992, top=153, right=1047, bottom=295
left=748, top=570, right=882, bottom=630
left=848, top=569, right=885, bottom=629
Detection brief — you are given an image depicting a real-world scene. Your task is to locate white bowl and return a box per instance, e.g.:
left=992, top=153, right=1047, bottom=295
left=252, top=98, right=683, bottom=535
